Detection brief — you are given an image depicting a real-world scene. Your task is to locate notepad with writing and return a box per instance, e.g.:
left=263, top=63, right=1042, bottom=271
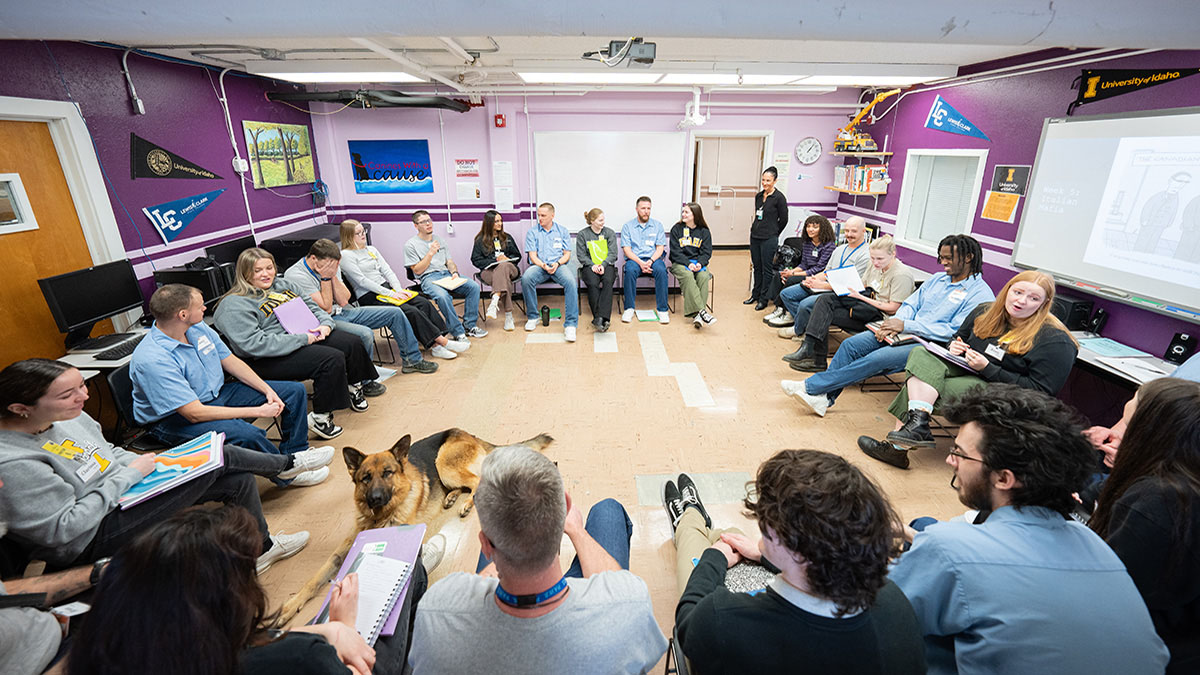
left=346, top=553, right=412, bottom=646
left=273, top=297, right=320, bottom=335
left=311, top=524, right=426, bottom=637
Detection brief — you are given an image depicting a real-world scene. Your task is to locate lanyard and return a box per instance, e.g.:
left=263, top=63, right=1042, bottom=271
left=837, top=241, right=864, bottom=269
left=495, top=576, right=568, bottom=607
left=302, top=258, right=328, bottom=282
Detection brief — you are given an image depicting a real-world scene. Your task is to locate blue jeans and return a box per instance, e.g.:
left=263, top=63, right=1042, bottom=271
left=520, top=264, right=580, bottom=327
left=148, top=381, right=307, bottom=486
left=802, top=331, right=919, bottom=404
left=419, top=270, right=480, bottom=337
left=476, top=498, right=632, bottom=576
left=622, top=258, right=668, bottom=312
left=337, top=305, right=422, bottom=365
left=779, top=284, right=828, bottom=332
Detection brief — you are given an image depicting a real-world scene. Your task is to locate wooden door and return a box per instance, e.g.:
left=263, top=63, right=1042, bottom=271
left=692, top=136, right=765, bottom=245
left=0, top=120, right=110, bottom=365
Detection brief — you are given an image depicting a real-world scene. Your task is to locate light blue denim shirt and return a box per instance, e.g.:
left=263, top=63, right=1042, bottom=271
left=524, top=221, right=572, bottom=264
left=619, top=218, right=667, bottom=261
left=1172, top=352, right=1200, bottom=381
left=130, top=322, right=230, bottom=424
left=892, top=272, right=995, bottom=342
left=890, top=505, right=1168, bottom=675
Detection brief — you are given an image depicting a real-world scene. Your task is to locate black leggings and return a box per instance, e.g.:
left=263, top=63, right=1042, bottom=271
left=749, top=237, right=778, bottom=301
left=580, top=265, right=616, bottom=322
left=245, top=330, right=378, bottom=413
left=360, top=293, right=448, bottom=348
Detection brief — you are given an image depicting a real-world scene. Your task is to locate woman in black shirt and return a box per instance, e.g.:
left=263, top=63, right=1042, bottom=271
left=746, top=166, right=788, bottom=311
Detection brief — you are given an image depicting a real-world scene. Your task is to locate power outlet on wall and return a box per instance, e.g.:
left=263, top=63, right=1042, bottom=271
left=714, top=199, right=722, bottom=208
left=232, top=157, right=249, bottom=174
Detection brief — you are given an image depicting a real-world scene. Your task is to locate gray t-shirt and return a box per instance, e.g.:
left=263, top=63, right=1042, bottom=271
left=409, top=571, right=667, bottom=674
left=282, top=259, right=345, bottom=316
left=404, top=236, right=450, bottom=280
left=0, top=579, right=60, bottom=675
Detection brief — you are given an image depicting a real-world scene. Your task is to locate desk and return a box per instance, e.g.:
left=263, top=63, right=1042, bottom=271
left=1071, top=331, right=1174, bottom=387
left=58, top=328, right=148, bottom=371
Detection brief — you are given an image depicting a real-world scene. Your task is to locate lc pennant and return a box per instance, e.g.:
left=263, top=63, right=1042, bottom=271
left=924, top=95, right=990, bottom=141
left=142, top=189, right=225, bottom=244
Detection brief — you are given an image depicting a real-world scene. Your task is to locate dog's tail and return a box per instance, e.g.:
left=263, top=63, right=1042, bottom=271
left=517, top=433, right=554, bottom=452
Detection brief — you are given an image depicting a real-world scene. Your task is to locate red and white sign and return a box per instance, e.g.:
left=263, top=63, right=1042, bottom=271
left=455, top=158, right=480, bottom=178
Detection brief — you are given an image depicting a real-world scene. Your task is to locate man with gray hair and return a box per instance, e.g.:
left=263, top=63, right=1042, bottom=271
left=408, top=446, right=666, bottom=673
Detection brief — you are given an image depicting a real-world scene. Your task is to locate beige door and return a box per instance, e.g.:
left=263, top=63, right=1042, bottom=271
left=693, top=136, right=765, bottom=245
left=0, top=120, right=111, bottom=365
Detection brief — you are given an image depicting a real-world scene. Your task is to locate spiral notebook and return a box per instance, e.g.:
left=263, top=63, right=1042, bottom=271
left=332, top=552, right=412, bottom=646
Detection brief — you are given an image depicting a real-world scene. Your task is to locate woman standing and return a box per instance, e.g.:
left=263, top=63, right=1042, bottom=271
left=215, top=248, right=379, bottom=440
left=669, top=203, right=715, bottom=328
left=1089, top=378, right=1200, bottom=675
left=763, top=214, right=837, bottom=327
left=747, top=166, right=788, bottom=311
left=470, top=210, right=522, bottom=331
left=576, top=208, right=618, bottom=332
left=339, top=220, right=471, bottom=355
left=859, top=270, right=1079, bottom=469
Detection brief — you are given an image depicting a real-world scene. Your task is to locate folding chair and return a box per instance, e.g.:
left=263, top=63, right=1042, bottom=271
left=106, top=364, right=171, bottom=453
left=664, top=624, right=691, bottom=675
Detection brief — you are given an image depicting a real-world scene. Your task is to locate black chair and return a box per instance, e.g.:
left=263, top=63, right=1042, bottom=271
left=342, top=275, right=398, bottom=365
left=664, top=624, right=691, bottom=675
left=106, top=364, right=170, bottom=453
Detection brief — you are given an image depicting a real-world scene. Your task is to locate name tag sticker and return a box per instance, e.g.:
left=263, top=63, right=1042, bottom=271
left=196, top=335, right=216, bottom=355
left=645, top=238, right=655, bottom=246
left=948, top=288, right=967, bottom=303
left=985, top=343, right=1006, bottom=360
left=75, top=457, right=101, bottom=482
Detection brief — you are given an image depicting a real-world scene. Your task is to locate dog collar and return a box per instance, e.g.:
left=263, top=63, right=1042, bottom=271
left=495, top=576, right=568, bottom=608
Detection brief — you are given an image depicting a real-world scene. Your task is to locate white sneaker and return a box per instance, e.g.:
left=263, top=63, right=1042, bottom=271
left=701, top=310, right=717, bottom=326
left=564, top=326, right=576, bottom=342
left=659, top=312, right=670, bottom=325
left=421, top=533, right=447, bottom=574
left=764, top=307, right=783, bottom=322
left=278, top=445, right=335, bottom=480
left=307, top=412, right=343, bottom=440
left=621, top=308, right=635, bottom=323
left=777, top=326, right=796, bottom=339
left=693, top=314, right=704, bottom=329
left=781, top=379, right=829, bottom=417
left=431, top=344, right=458, bottom=360
left=503, top=313, right=514, bottom=331
left=486, top=294, right=500, bottom=320
left=525, top=318, right=538, bottom=331
left=256, top=531, right=310, bottom=573
left=287, top=466, right=329, bottom=487
left=445, top=338, right=471, bottom=352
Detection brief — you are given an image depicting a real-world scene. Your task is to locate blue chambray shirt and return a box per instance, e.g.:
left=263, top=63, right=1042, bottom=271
left=130, top=322, right=230, bottom=424
left=619, top=218, right=667, bottom=261
left=892, top=272, right=995, bottom=342
left=524, top=221, right=572, bottom=264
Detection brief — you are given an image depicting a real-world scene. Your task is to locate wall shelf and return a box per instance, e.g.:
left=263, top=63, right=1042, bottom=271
left=829, top=151, right=893, bottom=158
left=824, top=186, right=887, bottom=196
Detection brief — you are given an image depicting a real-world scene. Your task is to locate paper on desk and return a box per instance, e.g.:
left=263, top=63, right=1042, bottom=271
left=1079, top=337, right=1148, bottom=358
left=1097, top=357, right=1171, bottom=384
left=826, top=265, right=865, bottom=296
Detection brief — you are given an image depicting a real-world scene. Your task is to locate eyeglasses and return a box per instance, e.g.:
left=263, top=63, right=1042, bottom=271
left=948, top=449, right=985, bottom=463
left=416, top=219, right=433, bottom=225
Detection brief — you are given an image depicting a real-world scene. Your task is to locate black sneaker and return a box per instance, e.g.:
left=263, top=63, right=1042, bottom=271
left=361, top=380, right=387, bottom=396
left=349, top=386, right=369, bottom=412
left=663, top=480, right=686, bottom=531
left=677, top=473, right=712, bottom=528
left=858, top=436, right=910, bottom=469
left=401, top=359, right=439, bottom=374
left=307, top=412, right=344, bottom=440
left=599, top=319, right=611, bottom=332
left=887, top=410, right=937, bottom=449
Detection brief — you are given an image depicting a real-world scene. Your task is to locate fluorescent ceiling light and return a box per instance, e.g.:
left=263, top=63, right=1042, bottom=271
left=659, top=74, right=802, bottom=85
left=255, top=71, right=422, bottom=83
left=797, top=75, right=935, bottom=86
left=518, top=72, right=662, bottom=84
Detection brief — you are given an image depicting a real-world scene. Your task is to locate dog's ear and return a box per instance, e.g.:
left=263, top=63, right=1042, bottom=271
left=343, top=447, right=366, bottom=476
left=389, top=435, right=412, bottom=463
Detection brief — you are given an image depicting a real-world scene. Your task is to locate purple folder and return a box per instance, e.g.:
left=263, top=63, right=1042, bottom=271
left=273, top=297, right=320, bottom=335
left=311, top=523, right=426, bottom=636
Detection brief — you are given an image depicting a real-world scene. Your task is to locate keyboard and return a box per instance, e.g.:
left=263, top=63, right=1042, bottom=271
left=73, top=333, right=135, bottom=351
left=94, top=334, right=145, bottom=361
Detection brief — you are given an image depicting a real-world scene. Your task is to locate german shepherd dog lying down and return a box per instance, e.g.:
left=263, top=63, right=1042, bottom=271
left=276, top=428, right=553, bottom=625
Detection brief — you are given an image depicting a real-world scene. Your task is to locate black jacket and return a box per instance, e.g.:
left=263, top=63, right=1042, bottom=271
left=955, top=303, right=1078, bottom=395
left=750, top=189, right=788, bottom=239
left=469, top=233, right=522, bottom=272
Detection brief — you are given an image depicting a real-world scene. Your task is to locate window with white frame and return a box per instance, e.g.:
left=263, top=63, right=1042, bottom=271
left=894, top=149, right=988, bottom=255
left=0, top=174, right=38, bottom=236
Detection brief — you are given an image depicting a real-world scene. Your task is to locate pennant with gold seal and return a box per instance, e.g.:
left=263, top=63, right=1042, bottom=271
left=1068, top=68, right=1200, bottom=115
left=130, top=133, right=223, bottom=180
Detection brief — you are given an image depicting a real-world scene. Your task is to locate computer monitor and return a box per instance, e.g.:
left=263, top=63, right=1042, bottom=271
left=38, top=260, right=145, bottom=348
left=205, top=234, right=257, bottom=265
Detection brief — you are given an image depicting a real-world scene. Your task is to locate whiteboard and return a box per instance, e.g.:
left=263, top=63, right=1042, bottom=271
left=534, top=131, right=688, bottom=233
left=1012, top=106, right=1200, bottom=321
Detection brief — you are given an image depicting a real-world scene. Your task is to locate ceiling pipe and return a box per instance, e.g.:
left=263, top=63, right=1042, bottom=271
left=438, top=37, right=476, bottom=64
left=350, top=37, right=465, bottom=91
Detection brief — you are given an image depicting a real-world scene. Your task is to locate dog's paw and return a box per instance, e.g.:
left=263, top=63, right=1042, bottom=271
left=458, top=500, right=474, bottom=517
left=442, top=490, right=460, bottom=509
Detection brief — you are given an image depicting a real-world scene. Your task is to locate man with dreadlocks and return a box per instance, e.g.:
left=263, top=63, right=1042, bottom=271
left=782, top=234, right=994, bottom=417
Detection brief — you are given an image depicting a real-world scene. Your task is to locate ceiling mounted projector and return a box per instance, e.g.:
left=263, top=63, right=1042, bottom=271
left=610, top=38, right=655, bottom=68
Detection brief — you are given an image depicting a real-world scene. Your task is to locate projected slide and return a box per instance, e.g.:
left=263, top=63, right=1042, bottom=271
left=1083, top=137, right=1200, bottom=286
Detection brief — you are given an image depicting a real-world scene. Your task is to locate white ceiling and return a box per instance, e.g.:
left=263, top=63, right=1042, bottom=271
left=4, top=0, right=1198, bottom=91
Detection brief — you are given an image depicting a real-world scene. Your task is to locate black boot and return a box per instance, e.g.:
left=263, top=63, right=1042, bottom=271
left=796, top=336, right=829, bottom=371
left=858, top=436, right=910, bottom=469
left=754, top=299, right=770, bottom=311
left=782, top=337, right=816, bottom=363
left=887, top=409, right=937, bottom=449
left=743, top=296, right=758, bottom=305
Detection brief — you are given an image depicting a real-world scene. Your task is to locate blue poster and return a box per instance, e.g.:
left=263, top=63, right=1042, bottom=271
left=348, top=140, right=434, bottom=194
left=142, top=188, right=225, bottom=244
left=924, top=95, right=990, bottom=141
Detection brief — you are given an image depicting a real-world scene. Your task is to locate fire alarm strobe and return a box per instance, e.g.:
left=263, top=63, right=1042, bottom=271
left=494, top=114, right=506, bottom=128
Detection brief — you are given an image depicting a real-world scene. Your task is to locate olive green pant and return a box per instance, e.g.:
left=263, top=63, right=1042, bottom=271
left=670, top=263, right=712, bottom=317
left=888, top=346, right=986, bottom=420
left=673, top=507, right=742, bottom=595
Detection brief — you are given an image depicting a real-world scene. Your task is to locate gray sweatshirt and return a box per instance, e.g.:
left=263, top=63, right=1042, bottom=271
left=0, top=414, right=144, bottom=565
left=213, top=278, right=334, bottom=359
left=575, top=226, right=618, bottom=270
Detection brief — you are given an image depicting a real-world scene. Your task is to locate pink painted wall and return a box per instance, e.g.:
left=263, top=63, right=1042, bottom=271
left=311, top=89, right=861, bottom=269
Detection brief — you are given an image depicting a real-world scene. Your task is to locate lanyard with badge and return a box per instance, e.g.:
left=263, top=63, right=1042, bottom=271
left=834, top=241, right=865, bottom=270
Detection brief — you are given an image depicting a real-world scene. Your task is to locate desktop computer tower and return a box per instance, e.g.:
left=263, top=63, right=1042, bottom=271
left=1051, top=292, right=1094, bottom=331
left=152, top=263, right=234, bottom=304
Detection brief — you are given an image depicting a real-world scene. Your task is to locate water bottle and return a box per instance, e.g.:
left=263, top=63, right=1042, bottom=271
left=540, top=305, right=550, bottom=326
